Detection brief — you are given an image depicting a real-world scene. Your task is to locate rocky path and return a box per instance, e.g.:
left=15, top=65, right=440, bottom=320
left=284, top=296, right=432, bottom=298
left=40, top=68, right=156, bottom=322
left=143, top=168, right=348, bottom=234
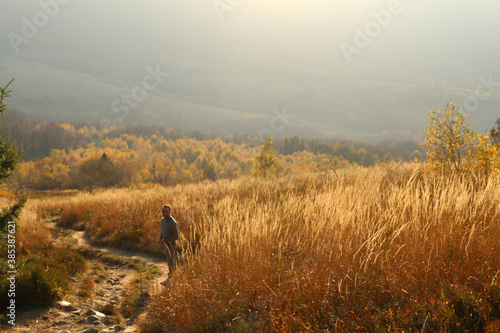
left=7, top=223, right=169, bottom=333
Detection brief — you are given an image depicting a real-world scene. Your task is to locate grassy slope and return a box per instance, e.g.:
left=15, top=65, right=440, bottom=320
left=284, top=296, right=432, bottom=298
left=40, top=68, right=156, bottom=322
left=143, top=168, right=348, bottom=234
left=35, top=163, right=500, bottom=331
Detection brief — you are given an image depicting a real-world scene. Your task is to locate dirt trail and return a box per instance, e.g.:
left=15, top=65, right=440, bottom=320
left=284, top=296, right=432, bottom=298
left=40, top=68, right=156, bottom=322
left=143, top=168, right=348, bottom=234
left=70, top=227, right=169, bottom=285
left=70, top=228, right=170, bottom=295
left=7, top=223, right=170, bottom=333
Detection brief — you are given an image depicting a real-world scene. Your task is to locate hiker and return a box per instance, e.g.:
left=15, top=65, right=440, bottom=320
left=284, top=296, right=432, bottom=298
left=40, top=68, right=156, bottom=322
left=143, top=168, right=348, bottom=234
left=158, top=204, right=179, bottom=285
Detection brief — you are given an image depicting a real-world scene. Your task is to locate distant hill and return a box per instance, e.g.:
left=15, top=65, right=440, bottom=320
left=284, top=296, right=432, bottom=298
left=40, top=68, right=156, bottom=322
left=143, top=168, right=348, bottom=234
left=1, top=0, right=499, bottom=141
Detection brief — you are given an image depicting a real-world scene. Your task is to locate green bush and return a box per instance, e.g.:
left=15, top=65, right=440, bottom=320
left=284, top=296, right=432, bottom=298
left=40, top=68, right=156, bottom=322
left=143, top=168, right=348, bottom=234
left=0, top=246, right=85, bottom=310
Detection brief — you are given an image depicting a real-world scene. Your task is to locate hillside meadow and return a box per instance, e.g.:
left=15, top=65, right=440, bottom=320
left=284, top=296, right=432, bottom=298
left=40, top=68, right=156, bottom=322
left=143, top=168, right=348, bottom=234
left=22, top=163, right=500, bottom=331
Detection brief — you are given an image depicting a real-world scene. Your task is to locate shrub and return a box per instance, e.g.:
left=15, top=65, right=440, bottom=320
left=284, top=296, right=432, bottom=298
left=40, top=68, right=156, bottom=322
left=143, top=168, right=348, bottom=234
left=0, top=246, right=85, bottom=310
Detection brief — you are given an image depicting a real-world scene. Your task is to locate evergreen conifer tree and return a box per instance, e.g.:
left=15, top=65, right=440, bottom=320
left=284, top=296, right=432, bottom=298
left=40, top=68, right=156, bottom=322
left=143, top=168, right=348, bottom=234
left=0, top=79, right=26, bottom=230
left=253, top=137, right=278, bottom=178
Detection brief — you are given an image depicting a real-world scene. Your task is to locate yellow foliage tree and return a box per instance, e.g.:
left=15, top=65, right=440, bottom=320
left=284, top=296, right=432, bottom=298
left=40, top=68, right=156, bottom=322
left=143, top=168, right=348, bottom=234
left=420, top=101, right=499, bottom=180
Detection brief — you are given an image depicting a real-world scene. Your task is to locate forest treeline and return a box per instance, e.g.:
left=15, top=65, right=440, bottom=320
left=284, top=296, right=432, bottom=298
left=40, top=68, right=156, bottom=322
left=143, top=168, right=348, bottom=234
left=1, top=110, right=419, bottom=191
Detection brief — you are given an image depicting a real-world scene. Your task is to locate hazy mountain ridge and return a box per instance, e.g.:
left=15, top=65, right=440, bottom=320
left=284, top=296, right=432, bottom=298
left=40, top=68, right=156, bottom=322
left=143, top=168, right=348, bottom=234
left=1, top=0, right=499, bottom=141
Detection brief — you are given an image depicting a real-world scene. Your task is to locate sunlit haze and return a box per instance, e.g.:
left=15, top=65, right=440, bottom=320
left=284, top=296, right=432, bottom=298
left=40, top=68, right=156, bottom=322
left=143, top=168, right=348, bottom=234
left=1, top=0, right=499, bottom=141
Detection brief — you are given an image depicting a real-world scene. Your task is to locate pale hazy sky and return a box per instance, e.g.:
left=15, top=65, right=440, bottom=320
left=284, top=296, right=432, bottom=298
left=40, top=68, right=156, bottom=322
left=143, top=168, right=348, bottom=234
left=0, top=0, right=496, bottom=64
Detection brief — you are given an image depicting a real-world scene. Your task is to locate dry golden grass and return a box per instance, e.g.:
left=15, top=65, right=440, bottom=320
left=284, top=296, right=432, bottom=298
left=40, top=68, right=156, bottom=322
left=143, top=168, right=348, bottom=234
left=0, top=198, right=52, bottom=254
left=35, top=163, right=500, bottom=331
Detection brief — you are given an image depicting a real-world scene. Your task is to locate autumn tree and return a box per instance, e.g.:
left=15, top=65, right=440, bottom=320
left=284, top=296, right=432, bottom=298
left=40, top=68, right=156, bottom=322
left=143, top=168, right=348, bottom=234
left=334, top=143, right=358, bottom=163
left=200, top=157, right=217, bottom=181
left=111, top=151, right=142, bottom=185
left=253, top=137, right=278, bottom=178
left=74, top=153, right=116, bottom=192
left=148, top=153, right=174, bottom=184
left=420, top=101, right=499, bottom=179
left=0, top=79, right=26, bottom=230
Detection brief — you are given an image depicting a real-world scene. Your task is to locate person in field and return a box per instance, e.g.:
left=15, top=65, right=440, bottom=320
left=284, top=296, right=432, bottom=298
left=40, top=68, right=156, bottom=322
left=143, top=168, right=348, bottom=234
left=158, top=204, right=179, bottom=285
